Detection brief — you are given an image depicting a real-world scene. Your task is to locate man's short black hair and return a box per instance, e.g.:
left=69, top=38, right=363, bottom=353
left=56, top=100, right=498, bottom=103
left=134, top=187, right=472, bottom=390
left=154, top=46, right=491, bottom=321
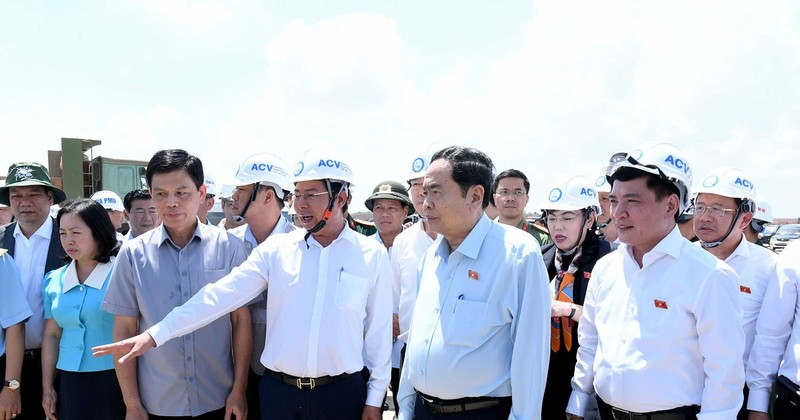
left=611, top=167, right=681, bottom=220
left=431, top=146, right=495, bottom=209
left=492, top=169, right=531, bottom=196
left=123, top=189, right=152, bottom=212
left=145, top=149, right=204, bottom=190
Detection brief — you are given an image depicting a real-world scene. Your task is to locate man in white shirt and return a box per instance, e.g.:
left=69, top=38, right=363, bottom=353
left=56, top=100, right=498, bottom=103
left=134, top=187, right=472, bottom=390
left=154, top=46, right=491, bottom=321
left=566, top=143, right=745, bottom=419
left=692, top=167, right=781, bottom=419
left=747, top=250, right=800, bottom=418
left=0, top=162, right=68, bottom=420
left=226, top=152, right=297, bottom=419
left=94, top=149, right=392, bottom=420
left=397, top=146, right=551, bottom=419
left=122, top=189, right=160, bottom=240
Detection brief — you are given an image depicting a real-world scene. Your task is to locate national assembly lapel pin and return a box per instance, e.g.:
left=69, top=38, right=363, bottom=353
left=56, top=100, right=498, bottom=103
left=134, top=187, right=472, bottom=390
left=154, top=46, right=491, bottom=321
left=654, top=299, right=668, bottom=309
left=740, top=285, right=752, bottom=294
left=468, top=269, right=479, bottom=281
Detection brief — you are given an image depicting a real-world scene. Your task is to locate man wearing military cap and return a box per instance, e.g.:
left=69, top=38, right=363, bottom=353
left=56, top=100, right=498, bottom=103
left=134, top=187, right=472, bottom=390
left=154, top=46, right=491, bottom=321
left=0, top=162, right=68, bottom=420
left=365, top=180, right=414, bottom=415
left=365, top=180, right=414, bottom=251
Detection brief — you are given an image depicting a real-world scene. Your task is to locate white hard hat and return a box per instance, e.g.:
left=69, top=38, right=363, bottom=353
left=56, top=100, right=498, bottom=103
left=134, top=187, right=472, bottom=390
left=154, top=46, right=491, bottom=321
left=91, top=190, right=125, bottom=212
left=203, top=175, right=218, bottom=197
left=694, top=167, right=757, bottom=212
left=594, top=175, right=610, bottom=193
left=542, top=175, right=600, bottom=212
left=217, top=184, right=236, bottom=201
left=604, top=142, right=693, bottom=213
left=407, top=142, right=446, bottom=182
left=293, top=149, right=355, bottom=185
left=754, top=195, right=773, bottom=223
left=233, top=153, right=293, bottom=199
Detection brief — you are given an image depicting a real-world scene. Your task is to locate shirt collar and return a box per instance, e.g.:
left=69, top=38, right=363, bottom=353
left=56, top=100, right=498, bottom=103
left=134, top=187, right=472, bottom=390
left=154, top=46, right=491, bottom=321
left=14, top=216, right=53, bottom=241
left=302, top=218, right=357, bottom=248
left=436, top=214, right=490, bottom=260
left=155, top=219, right=203, bottom=248
left=725, top=233, right=750, bottom=263
left=620, top=224, right=684, bottom=266
left=62, top=258, right=114, bottom=292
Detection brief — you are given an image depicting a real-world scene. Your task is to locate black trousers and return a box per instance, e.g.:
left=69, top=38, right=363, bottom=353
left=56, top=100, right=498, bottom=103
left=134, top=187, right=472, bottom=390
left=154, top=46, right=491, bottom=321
left=247, top=369, right=263, bottom=420
left=17, top=349, right=42, bottom=420
left=412, top=394, right=511, bottom=420
left=259, top=371, right=366, bottom=420
left=149, top=407, right=226, bottom=420
left=774, top=395, right=800, bottom=419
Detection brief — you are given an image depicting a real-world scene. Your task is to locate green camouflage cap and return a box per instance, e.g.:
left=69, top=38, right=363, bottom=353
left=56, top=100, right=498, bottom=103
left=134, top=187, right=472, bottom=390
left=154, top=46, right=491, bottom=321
left=0, top=162, right=67, bottom=205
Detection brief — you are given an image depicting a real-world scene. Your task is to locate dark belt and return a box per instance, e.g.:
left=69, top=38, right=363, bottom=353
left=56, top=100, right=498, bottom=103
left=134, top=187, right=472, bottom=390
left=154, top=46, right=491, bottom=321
left=416, top=390, right=509, bottom=414
left=607, top=404, right=700, bottom=420
left=24, top=348, right=41, bottom=359
left=265, top=368, right=355, bottom=390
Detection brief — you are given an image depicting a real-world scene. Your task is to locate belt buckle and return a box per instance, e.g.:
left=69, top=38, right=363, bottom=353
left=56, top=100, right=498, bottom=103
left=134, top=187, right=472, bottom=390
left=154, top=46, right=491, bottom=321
left=296, top=377, right=315, bottom=389
left=611, top=407, right=634, bottom=420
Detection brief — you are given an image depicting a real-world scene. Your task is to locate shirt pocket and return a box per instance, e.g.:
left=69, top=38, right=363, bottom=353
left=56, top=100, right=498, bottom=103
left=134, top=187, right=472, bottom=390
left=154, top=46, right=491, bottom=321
left=335, top=272, right=370, bottom=314
left=444, top=300, right=495, bottom=348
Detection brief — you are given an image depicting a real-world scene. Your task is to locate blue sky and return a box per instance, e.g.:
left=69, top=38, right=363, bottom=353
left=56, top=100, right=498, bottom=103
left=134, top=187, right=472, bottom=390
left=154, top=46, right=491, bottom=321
left=1, top=1, right=798, bottom=215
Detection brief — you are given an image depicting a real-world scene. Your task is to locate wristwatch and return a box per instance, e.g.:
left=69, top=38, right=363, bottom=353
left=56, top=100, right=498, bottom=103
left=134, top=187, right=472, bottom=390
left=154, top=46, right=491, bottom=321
left=3, top=380, right=20, bottom=390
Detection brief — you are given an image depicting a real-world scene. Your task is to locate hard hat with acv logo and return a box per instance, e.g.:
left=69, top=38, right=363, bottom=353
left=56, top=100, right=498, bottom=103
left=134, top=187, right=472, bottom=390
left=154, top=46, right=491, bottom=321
left=604, top=142, right=693, bottom=213
left=694, top=167, right=757, bottom=212
left=541, top=175, right=599, bottom=212
left=234, top=153, right=293, bottom=199
left=293, top=149, right=355, bottom=185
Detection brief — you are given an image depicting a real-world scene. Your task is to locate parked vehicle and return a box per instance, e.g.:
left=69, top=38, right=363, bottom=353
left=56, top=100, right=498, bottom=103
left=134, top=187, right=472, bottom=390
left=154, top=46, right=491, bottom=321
left=759, top=224, right=779, bottom=248
left=770, top=224, right=800, bottom=253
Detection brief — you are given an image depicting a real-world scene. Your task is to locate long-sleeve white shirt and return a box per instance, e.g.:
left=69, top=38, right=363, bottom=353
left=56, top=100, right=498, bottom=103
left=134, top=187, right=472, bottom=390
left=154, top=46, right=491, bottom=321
left=707, top=234, right=777, bottom=367
left=397, top=215, right=550, bottom=420
left=567, top=226, right=745, bottom=419
left=390, top=221, right=435, bottom=344
left=147, top=224, right=393, bottom=407
left=746, top=257, right=800, bottom=412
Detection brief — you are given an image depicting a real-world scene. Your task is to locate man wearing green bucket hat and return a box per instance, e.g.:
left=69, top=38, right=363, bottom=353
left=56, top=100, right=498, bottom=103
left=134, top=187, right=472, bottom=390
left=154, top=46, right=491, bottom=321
left=0, top=162, right=68, bottom=420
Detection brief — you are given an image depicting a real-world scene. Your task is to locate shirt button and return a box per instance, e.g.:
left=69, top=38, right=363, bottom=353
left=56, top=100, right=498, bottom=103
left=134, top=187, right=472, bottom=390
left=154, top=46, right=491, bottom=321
left=418, top=370, right=424, bottom=375
left=182, top=271, right=188, bottom=276
left=74, top=305, right=80, bottom=310
left=187, top=356, right=192, bottom=361
left=188, top=377, right=194, bottom=383
left=183, top=292, right=189, bottom=297
left=78, top=345, right=84, bottom=350
left=78, top=325, right=84, bottom=329
left=185, top=336, right=192, bottom=341
left=79, top=286, right=84, bottom=292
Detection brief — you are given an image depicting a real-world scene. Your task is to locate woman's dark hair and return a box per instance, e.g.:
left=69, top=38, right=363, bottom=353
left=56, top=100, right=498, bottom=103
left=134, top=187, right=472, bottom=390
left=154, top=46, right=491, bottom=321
left=57, top=198, right=120, bottom=263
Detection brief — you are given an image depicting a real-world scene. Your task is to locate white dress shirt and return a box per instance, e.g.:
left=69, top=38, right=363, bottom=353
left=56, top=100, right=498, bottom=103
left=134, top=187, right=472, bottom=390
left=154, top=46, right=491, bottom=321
left=705, top=234, right=777, bottom=367
left=567, top=226, right=745, bottom=418
left=781, top=239, right=800, bottom=262
left=13, top=216, right=52, bottom=349
left=372, top=232, right=404, bottom=369
left=390, top=222, right=435, bottom=344
left=397, top=215, right=550, bottom=420
left=746, top=257, right=800, bottom=412
left=147, top=223, right=393, bottom=408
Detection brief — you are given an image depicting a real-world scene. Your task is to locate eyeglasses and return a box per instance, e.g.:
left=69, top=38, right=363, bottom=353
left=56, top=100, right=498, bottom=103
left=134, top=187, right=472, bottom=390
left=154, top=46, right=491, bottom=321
left=694, top=204, right=737, bottom=218
left=293, top=191, right=329, bottom=201
left=545, top=215, right=580, bottom=225
left=495, top=189, right=526, bottom=197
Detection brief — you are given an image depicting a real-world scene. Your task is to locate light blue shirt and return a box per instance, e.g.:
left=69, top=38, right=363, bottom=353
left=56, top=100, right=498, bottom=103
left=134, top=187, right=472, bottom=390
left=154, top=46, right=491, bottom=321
left=43, top=258, right=115, bottom=372
left=102, top=222, right=246, bottom=417
left=0, top=251, right=32, bottom=357
left=397, top=215, right=551, bottom=419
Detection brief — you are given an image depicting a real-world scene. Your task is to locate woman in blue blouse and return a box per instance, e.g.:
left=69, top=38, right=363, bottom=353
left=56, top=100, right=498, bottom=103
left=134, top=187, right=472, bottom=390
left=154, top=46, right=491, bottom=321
left=41, top=199, right=123, bottom=420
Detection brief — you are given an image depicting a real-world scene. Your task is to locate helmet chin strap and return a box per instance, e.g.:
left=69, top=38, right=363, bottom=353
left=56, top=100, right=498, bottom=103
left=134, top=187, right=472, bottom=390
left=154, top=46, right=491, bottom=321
left=304, top=180, right=348, bottom=245
left=700, top=206, right=743, bottom=249
left=232, top=183, right=260, bottom=223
